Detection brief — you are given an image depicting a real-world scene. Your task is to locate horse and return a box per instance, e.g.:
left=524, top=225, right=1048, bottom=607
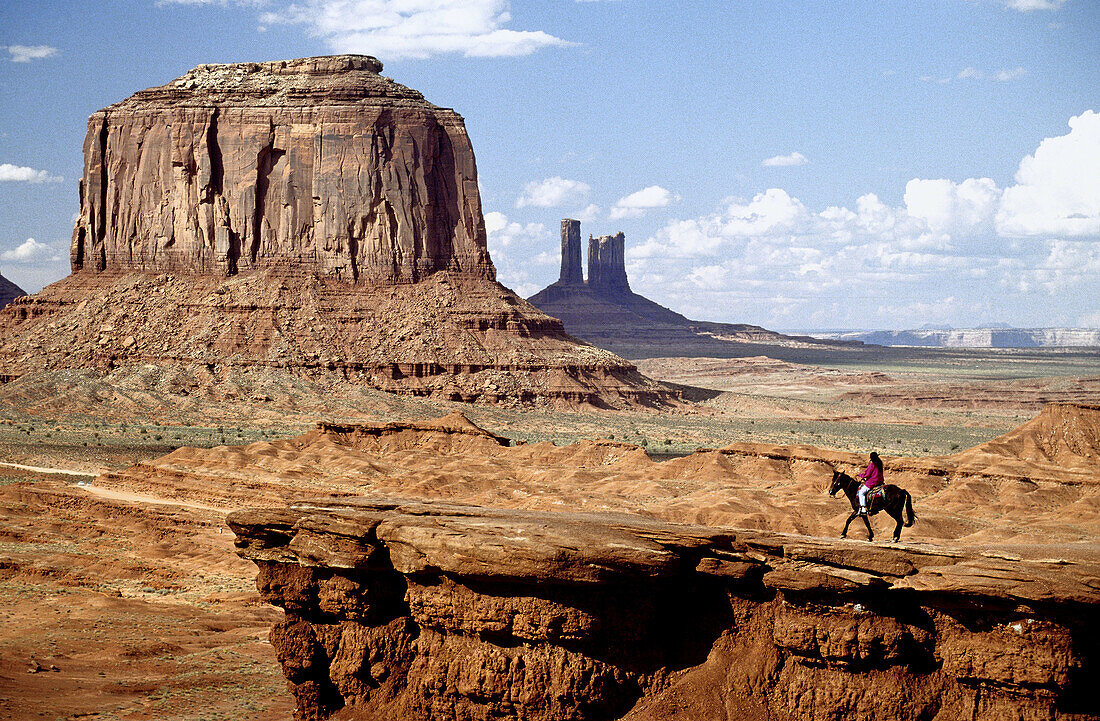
left=828, top=469, right=916, bottom=543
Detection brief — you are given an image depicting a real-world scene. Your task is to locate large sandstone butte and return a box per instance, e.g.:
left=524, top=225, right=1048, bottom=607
left=528, top=220, right=852, bottom=358
left=230, top=497, right=1099, bottom=721
left=69, top=55, right=491, bottom=282
left=0, top=57, right=671, bottom=407
left=0, top=272, right=25, bottom=309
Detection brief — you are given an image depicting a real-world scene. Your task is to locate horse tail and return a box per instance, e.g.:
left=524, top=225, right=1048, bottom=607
left=904, top=490, right=916, bottom=527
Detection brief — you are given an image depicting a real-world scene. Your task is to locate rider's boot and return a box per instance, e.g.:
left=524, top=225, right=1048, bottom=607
left=859, top=506, right=867, bottom=515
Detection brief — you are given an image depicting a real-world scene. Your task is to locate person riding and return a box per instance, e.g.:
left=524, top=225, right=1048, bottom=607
left=856, top=451, right=884, bottom=515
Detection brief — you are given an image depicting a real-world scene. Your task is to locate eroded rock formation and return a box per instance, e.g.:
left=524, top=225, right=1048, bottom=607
left=587, top=231, right=629, bottom=292
left=230, top=497, right=1099, bottom=721
left=0, top=57, right=673, bottom=408
left=559, top=219, right=583, bottom=285
left=527, top=221, right=849, bottom=357
left=70, top=55, right=492, bottom=283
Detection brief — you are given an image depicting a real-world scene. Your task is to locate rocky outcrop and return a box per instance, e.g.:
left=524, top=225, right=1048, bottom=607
left=0, top=270, right=674, bottom=407
left=528, top=220, right=847, bottom=358
left=70, top=55, right=492, bottom=283
left=587, top=232, right=629, bottom=291
left=0, top=272, right=25, bottom=308
left=230, top=497, right=1100, bottom=721
left=0, top=58, right=676, bottom=408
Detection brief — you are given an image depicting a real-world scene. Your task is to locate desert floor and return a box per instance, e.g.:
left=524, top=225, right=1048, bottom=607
left=0, top=344, right=1097, bottom=720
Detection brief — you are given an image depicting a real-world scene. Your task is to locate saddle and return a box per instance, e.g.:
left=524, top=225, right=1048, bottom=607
left=866, top=485, right=886, bottom=504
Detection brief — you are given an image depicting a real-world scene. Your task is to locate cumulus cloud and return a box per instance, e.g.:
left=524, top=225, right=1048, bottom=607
left=624, top=112, right=1100, bottom=328
left=0, top=164, right=62, bottom=183
left=573, top=204, right=602, bottom=223
left=484, top=211, right=553, bottom=296
left=258, top=0, right=572, bottom=59
left=762, top=152, right=808, bottom=167
left=515, top=176, right=591, bottom=208
left=4, top=45, right=58, bottom=63
left=609, top=185, right=677, bottom=220
left=904, top=177, right=1000, bottom=236
left=996, top=110, right=1100, bottom=237
left=1, top=238, right=62, bottom=263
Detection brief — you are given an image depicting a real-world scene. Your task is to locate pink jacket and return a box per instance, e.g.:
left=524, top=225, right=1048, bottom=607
left=858, top=462, right=883, bottom=488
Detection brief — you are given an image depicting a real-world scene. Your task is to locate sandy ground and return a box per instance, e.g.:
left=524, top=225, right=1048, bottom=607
left=0, top=347, right=1096, bottom=719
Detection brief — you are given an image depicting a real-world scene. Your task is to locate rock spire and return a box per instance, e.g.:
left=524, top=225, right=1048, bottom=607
left=558, top=219, right=583, bottom=284
left=587, top=231, right=629, bottom=292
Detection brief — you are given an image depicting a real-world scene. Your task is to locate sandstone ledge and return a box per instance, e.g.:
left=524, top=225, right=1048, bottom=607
left=230, top=498, right=1100, bottom=721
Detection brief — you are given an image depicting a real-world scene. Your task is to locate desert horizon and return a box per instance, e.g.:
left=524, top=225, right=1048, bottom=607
left=1, top=2, right=1098, bottom=720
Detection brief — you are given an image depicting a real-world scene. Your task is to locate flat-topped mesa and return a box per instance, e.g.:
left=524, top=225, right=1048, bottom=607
left=587, top=231, right=629, bottom=292
left=70, top=54, right=494, bottom=283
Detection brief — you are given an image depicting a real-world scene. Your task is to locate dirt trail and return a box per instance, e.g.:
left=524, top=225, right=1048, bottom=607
left=75, top=482, right=229, bottom=513
left=0, top=460, right=96, bottom=476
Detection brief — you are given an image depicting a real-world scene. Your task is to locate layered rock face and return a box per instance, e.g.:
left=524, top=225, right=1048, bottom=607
left=231, top=497, right=1099, bottom=721
left=0, top=272, right=25, bottom=308
left=70, top=55, right=492, bottom=283
left=0, top=58, right=673, bottom=407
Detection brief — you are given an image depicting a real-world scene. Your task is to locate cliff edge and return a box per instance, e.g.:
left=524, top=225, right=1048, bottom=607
left=230, top=497, right=1099, bottom=721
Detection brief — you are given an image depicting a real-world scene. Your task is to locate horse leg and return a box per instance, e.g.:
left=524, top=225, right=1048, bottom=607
left=889, top=508, right=903, bottom=542
left=861, top=513, right=874, bottom=541
left=841, top=511, right=857, bottom=539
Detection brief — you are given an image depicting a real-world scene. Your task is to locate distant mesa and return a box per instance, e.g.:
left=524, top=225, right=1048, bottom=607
left=814, top=327, right=1100, bottom=348
left=0, top=57, right=673, bottom=408
left=0, top=273, right=25, bottom=309
left=528, top=219, right=852, bottom=358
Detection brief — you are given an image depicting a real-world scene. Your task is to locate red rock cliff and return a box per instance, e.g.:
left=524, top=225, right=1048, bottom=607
left=70, top=55, right=493, bottom=283
left=230, top=497, right=1100, bottom=721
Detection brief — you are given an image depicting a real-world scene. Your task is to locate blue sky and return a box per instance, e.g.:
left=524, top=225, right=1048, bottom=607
left=1, top=0, right=1097, bottom=330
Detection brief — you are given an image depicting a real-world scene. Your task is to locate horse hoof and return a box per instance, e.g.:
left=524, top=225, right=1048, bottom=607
left=840, top=533, right=847, bottom=539
left=890, top=538, right=899, bottom=544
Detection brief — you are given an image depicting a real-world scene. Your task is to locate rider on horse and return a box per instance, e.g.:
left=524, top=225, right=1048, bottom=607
left=856, top=452, right=884, bottom=515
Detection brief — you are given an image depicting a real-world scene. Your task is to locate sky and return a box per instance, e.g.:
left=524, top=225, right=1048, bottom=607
left=0, top=0, right=1097, bottom=331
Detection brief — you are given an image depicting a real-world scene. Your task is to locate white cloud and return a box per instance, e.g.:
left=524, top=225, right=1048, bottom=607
left=993, top=67, right=1027, bottom=81
left=904, top=177, right=1000, bottom=236
left=4, top=45, right=58, bottom=63
left=1, top=238, right=62, bottom=263
left=573, top=204, right=602, bottom=223
left=957, top=66, right=982, bottom=80
left=259, top=0, right=572, bottom=59
left=609, top=185, right=677, bottom=219
left=996, top=110, right=1100, bottom=237
left=0, top=164, right=62, bottom=183
left=1003, top=0, right=1066, bottom=10
left=515, top=176, right=591, bottom=208
left=484, top=211, right=554, bottom=297
left=762, top=152, right=808, bottom=167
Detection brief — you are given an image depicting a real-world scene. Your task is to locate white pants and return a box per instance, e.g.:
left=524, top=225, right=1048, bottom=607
left=857, top=485, right=871, bottom=511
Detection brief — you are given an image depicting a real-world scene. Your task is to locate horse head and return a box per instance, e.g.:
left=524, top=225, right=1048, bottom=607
left=828, top=469, right=845, bottom=497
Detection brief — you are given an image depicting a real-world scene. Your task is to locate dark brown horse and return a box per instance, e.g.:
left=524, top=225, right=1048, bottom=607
left=828, top=469, right=916, bottom=542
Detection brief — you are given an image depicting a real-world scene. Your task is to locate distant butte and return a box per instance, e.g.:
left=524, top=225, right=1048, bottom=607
left=0, top=272, right=25, bottom=309
left=527, top=219, right=857, bottom=358
left=0, top=56, right=673, bottom=408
